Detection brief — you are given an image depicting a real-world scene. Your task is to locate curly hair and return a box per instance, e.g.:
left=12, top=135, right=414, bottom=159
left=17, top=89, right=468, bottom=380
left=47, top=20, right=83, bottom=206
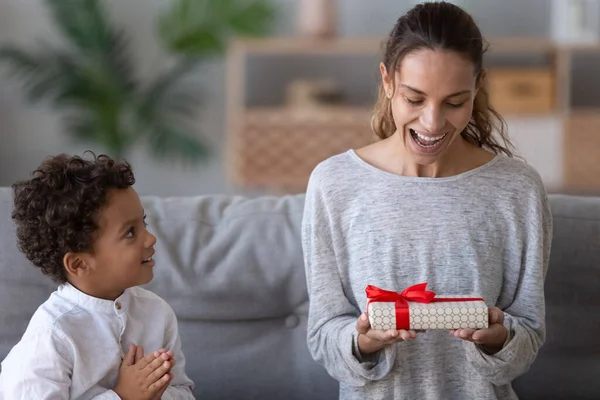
left=11, top=152, right=135, bottom=284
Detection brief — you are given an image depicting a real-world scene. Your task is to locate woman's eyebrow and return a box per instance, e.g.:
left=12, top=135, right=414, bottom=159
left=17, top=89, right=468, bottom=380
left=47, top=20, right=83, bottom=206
left=400, top=84, right=471, bottom=98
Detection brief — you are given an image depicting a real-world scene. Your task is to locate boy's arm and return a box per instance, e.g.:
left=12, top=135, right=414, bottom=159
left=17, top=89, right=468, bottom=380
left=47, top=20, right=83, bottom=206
left=0, top=328, right=78, bottom=399
left=159, top=305, right=195, bottom=400
left=0, top=327, right=123, bottom=400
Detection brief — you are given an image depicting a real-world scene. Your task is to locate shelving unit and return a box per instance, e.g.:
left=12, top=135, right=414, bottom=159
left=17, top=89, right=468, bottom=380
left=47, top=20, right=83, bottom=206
left=226, top=36, right=600, bottom=193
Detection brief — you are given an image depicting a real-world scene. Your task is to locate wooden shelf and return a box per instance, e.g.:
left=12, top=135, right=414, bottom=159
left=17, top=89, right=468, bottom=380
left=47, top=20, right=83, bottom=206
left=229, top=37, right=385, bottom=55
left=230, top=36, right=600, bottom=56
left=563, top=112, right=600, bottom=191
left=226, top=35, right=600, bottom=192
left=486, top=37, right=557, bottom=53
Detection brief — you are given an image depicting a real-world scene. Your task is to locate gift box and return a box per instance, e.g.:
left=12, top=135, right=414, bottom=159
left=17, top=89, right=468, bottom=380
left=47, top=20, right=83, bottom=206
left=366, top=283, right=489, bottom=331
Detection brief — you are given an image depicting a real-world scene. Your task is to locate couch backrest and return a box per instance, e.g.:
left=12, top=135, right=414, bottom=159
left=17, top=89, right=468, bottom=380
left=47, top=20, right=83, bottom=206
left=512, top=194, right=600, bottom=399
left=1, top=187, right=599, bottom=399
left=0, top=187, right=337, bottom=399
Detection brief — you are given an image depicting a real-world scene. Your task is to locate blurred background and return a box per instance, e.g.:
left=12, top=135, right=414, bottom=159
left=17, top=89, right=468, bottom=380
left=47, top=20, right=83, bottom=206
left=0, top=0, right=599, bottom=196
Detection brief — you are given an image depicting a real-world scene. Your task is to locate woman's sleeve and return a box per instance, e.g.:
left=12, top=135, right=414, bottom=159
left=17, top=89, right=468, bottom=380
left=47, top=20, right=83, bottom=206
left=302, top=166, right=397, bottom=387
left=464, top=187, right=553, bottom=385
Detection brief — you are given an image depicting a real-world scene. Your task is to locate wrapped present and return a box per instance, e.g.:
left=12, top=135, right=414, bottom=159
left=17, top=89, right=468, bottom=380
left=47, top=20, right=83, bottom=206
left=366, top=283, right=489, bottom=331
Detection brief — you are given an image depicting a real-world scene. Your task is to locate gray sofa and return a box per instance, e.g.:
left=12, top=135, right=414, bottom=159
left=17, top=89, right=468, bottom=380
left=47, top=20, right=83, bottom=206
left=0, top=186, right=598, bottom=399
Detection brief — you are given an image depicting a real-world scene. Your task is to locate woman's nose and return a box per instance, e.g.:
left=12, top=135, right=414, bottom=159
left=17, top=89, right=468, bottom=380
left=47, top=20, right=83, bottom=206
left=419, top=105, right=445, bottom=133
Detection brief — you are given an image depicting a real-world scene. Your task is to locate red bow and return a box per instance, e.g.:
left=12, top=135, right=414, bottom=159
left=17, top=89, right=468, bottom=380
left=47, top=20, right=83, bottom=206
left=365, top=282, right=484, bottom=330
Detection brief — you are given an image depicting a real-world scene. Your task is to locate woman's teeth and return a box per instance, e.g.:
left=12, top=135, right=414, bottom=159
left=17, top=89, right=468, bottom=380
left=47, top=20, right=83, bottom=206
left=417, top=132, right=445, bottom=142
left=142, top=256, right=152, bottom=263
left=410, top=129, right=447, bottom=147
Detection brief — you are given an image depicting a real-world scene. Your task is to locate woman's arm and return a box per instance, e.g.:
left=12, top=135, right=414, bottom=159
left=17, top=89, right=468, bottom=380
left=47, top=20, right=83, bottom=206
left=302, top=166, right=397, bottom=387
left=463, top=188, right=553, bottom=385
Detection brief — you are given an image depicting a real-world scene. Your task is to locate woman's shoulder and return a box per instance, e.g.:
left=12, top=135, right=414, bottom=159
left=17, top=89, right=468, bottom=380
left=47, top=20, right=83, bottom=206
left=487, top=155, right=546, bottom=191
left=308, top=150, right=358, bottom=186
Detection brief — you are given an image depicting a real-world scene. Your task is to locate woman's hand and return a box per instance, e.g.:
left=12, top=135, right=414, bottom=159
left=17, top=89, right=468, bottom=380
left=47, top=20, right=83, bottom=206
left=450, top=307, right=508, bottom=354
left=355, top=312, right=419, bottom=355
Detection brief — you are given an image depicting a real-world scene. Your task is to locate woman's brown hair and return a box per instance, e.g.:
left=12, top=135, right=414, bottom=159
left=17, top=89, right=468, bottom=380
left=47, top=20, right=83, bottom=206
left=371, top=1, right=514, bottom=157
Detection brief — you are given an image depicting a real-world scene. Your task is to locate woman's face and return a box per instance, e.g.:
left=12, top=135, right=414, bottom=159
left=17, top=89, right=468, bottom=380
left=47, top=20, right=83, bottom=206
left=381, top=49, right=481, bottom=165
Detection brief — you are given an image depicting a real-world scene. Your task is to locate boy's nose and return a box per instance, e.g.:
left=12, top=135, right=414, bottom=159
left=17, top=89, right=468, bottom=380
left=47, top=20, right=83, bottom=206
left=146, top=231, right=157, bottom=247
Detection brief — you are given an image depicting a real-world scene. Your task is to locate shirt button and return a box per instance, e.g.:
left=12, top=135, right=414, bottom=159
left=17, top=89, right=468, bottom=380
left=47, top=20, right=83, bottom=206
left=115, top=302, right=122, bottom=310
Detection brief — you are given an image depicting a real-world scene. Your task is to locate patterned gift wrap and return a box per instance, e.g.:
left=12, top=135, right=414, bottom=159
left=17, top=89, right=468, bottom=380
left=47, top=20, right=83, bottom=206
left=366, top=283, right=489, bottom=331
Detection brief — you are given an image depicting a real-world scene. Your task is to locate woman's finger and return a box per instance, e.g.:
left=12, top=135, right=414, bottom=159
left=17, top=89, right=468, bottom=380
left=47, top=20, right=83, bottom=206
left=355, top=313, right=371, bottom=335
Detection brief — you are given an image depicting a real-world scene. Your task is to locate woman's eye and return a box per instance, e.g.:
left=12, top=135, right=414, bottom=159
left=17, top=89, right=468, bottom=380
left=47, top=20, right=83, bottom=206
left=405, top=97, right=423, bottom=106
left=447, top=102, right=466, bottom=108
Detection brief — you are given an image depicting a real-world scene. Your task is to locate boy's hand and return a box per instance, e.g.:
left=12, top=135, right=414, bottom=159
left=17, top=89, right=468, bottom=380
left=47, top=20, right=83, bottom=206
left=133, top=346, right=177, bottom=400
left=114, top=344, right=173, bottom=400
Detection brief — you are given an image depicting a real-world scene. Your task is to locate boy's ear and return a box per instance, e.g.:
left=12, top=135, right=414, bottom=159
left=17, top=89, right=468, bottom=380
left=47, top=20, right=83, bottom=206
left=63, top=252, right=92, bottom=278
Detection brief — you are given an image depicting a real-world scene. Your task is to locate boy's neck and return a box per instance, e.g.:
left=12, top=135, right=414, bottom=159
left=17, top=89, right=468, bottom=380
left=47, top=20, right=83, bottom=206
left=67, top=278, right=126, bottom=301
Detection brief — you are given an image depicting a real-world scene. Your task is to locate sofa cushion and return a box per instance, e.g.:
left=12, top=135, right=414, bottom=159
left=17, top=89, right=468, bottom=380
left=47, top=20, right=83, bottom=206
left=512, top=194, right=600, bottom=399
left=0, top=188, right=57, bottom=361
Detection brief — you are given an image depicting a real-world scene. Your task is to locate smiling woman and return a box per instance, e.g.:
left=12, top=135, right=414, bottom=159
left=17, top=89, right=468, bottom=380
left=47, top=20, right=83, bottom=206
left=302, top=2, right=553, bottom=400
left=366, top=2, right=514, bottom=178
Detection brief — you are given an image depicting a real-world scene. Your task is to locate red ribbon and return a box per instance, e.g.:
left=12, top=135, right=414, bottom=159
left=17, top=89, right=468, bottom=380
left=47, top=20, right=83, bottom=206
left=365, top=283, right=484, bottom=330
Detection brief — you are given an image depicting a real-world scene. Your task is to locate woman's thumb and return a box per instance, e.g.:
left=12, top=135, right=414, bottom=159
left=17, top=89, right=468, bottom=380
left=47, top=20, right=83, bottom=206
left=356, top=313, right=370, bottom=334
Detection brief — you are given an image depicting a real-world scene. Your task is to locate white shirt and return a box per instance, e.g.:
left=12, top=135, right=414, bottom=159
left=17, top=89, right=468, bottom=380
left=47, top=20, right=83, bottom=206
left=0, top=283, right=195, bottom=399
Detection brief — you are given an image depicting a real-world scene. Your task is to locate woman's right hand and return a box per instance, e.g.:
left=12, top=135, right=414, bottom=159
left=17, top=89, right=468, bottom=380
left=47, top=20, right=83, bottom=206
left=355, top=312, right=419, bottom=355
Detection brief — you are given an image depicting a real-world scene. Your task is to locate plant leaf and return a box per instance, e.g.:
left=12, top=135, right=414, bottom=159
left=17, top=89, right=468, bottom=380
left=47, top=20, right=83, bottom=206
left=146, top=123, right=210, bottom=163
left=0, top=46, right=79, bottom=103
left=158, top=0, right=275, bottom=56
left=45, top=0, right=111, bottom=54
left=138, top=60, right=202, bottom=121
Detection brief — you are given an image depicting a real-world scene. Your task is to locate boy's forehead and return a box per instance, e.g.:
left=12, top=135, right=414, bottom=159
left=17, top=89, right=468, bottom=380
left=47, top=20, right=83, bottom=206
left=98, top=187, right=143, bottom=225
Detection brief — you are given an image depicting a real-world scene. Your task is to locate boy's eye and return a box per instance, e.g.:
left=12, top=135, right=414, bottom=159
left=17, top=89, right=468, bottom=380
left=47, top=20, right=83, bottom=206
left=143, top=214, right=148, bottom=228
left=125, top=227, right=135, bottom=238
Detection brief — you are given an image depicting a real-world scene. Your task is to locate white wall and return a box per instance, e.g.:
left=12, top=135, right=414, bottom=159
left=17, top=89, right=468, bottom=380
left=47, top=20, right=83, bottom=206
left=0, top=0, right=230, bottom=196
left=0, top=0, right=582, bottom=195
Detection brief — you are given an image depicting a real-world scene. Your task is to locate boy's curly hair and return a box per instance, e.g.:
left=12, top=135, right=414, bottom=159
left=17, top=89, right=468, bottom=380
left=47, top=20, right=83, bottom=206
left=11, top=152, right=135, bottom=284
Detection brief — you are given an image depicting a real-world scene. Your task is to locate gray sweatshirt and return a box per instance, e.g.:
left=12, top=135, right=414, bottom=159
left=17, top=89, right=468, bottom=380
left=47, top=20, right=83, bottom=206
left=301, top=150, right=553, bottom=400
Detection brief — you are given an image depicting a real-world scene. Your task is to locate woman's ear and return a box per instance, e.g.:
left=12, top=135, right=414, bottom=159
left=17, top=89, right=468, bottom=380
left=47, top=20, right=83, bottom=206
left=380, top=62, right=393, bottom=98
left=63, top=252, right=92, bottom=278
left=476, top=68, right=488, bottom=95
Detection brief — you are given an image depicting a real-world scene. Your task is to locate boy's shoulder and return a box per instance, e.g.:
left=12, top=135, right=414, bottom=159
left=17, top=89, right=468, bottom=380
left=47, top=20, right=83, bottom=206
left=129, top=286, right=175, bottom=315
left=29, top=289, right=82, bottom=329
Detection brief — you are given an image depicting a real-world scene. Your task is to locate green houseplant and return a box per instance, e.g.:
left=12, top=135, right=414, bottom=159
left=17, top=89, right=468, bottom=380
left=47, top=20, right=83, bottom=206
left=0, top=0, right=275, bottom=163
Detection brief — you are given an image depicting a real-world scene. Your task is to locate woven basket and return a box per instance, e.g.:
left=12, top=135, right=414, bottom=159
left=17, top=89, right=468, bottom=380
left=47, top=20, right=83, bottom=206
left=228, top=106, right=374, bottom=193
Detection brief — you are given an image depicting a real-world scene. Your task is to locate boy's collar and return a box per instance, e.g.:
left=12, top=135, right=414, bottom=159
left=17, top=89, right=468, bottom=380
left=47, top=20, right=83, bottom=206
left=58, top=282, right=132, bottom=313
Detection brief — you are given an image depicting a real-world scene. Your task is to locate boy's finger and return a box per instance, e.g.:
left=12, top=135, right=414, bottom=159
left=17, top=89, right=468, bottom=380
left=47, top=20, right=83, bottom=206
left=135, top=346, right=144, bottom=363
left=136, top=352, right=159, bottom=370
left=122, top=344, right=135, bottom=367
left=144, top=354, right=171, bottom=375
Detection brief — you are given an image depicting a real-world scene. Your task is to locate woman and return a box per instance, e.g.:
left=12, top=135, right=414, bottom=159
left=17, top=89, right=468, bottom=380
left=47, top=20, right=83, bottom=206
left=301, top=2, right=553, bottom=399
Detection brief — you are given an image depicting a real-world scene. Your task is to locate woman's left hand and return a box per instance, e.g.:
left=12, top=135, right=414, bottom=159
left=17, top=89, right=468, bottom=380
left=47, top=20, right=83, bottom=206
left=450, top=307, right=508, bottom=354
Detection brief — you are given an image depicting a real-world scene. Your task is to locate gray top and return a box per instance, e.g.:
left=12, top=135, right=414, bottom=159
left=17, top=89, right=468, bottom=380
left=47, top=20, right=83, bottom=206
left=301, top=150, right=553, bottom=400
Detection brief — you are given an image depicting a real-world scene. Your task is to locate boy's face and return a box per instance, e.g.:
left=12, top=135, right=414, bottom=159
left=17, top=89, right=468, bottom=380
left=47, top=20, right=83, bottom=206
left=83, top=187, right=156, bottom=300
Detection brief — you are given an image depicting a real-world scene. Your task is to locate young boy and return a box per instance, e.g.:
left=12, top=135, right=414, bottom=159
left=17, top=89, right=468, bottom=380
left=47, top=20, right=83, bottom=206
left=0, top=153, right=195, bottom=399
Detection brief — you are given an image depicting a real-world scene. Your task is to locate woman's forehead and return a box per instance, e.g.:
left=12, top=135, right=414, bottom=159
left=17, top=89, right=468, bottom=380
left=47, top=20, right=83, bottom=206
left=395, top=49, right=477, bottom=92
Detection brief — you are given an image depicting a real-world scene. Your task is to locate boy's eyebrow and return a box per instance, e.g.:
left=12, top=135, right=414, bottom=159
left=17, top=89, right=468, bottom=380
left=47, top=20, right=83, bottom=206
left=119, top=218, right=138, bottom=232
left=400, top=84, right=471, bottom=98
left=119, top=213, right=145, bottom=232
